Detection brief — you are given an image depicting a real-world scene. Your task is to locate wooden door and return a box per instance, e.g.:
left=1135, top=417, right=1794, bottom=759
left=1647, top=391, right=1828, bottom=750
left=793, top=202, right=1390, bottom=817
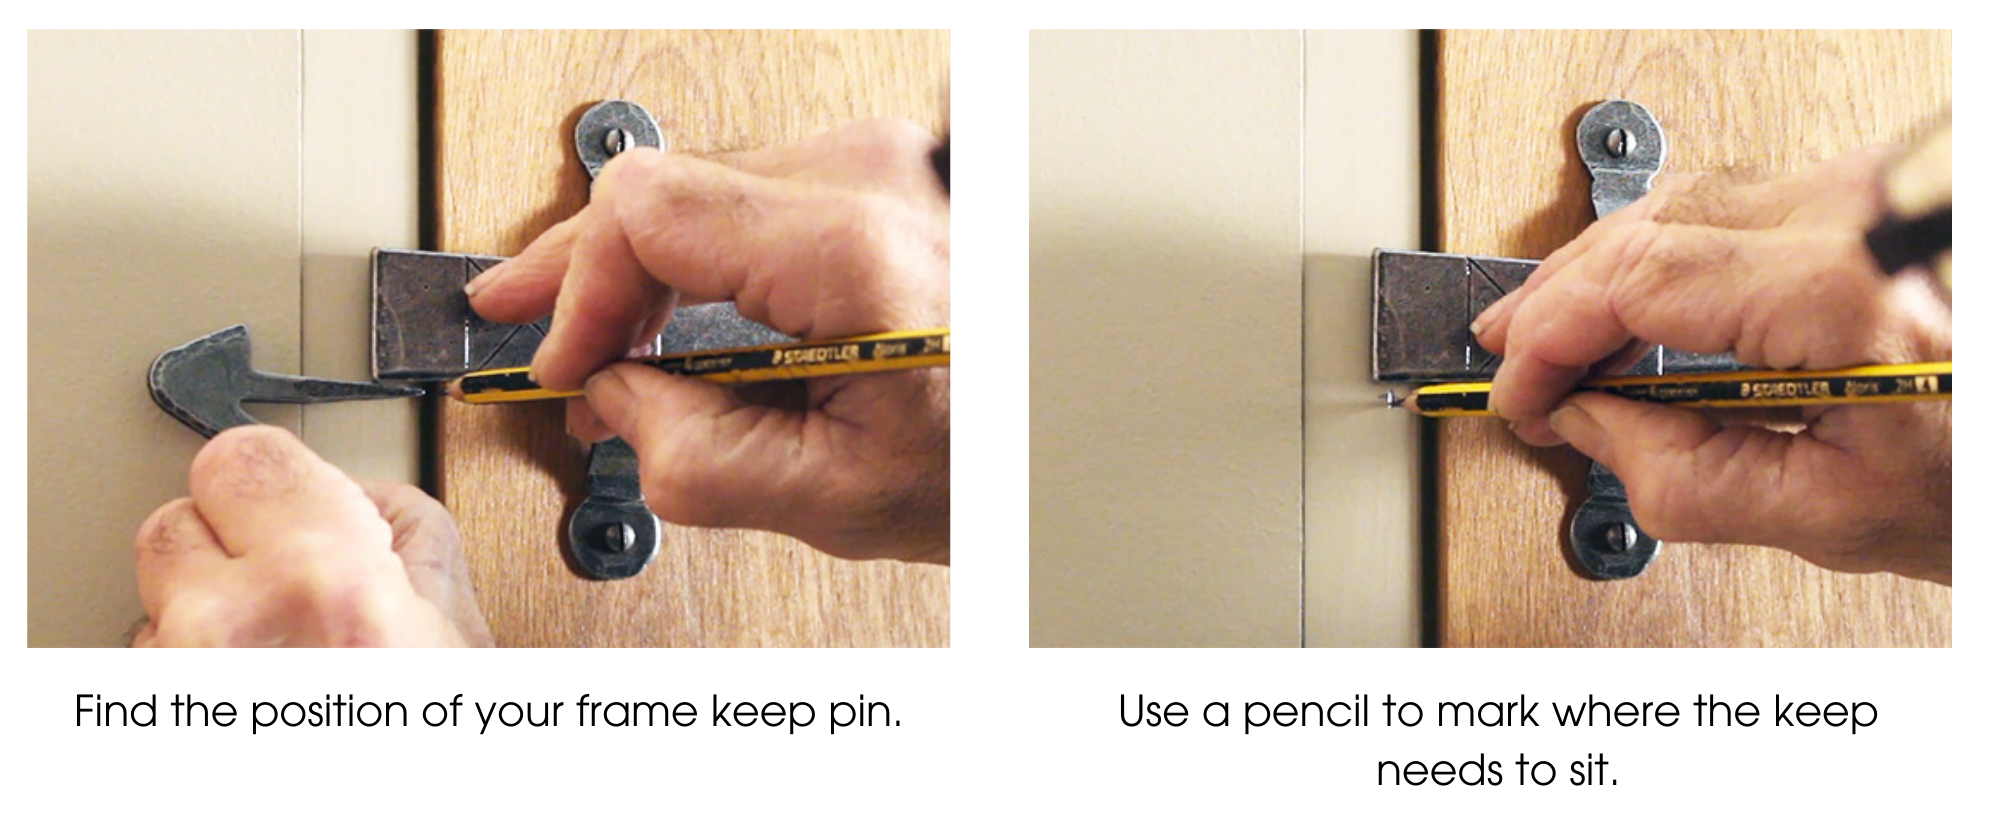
left=1435, top=30, right=1950, bottom=646
left=433, top=30, right=950, bottom=647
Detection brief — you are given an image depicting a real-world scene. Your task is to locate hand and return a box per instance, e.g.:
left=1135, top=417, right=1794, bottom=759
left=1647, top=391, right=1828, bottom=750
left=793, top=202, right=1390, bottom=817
left=132, top=426, right=495, bottom=647
left=466, top=119, right=950, bottom=564
left=1470, top=146, right=1951, bottom=583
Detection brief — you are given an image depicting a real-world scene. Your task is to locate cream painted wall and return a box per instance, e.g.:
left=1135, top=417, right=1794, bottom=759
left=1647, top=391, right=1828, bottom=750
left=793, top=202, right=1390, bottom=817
left=300, top=32, right=422, bottom=484
left=1302, top=31, right=1423, bottom=647
left=27, top=31, right=419, bottom=646
left=1030, top=31, right=1305, bottom=647
left=1029, top=30, right=1422, bottom=646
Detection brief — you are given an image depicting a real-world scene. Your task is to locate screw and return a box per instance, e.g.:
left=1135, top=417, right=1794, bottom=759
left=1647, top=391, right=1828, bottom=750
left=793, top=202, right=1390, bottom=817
left=1605, top=128, right=1632, bottom=158
left=1603, top=522, right=1638, bottom=554
left=601, top=521, right=636, bottom=554
left=604, top=128, right=635, bottom=156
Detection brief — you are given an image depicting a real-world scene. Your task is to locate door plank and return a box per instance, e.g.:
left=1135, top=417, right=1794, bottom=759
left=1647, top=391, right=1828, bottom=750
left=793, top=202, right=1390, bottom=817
left=1436, top=30, right=1950, bottom=646
left=434, top=30, right=949, bottom=646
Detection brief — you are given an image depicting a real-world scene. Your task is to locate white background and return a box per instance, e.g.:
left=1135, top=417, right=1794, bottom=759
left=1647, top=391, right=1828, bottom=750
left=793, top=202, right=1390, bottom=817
left=5, top=17, right=1987, bottom=832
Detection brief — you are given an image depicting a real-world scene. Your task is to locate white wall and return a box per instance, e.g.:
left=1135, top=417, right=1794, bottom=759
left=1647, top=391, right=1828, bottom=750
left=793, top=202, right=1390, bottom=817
left=1030, top=31, right=1305, bottom=646
left=1302, top=31, right=1423, bottom=647
left=26, top=31, right=419, bottom=646
left=1029, top=30, right=1422, bottom=646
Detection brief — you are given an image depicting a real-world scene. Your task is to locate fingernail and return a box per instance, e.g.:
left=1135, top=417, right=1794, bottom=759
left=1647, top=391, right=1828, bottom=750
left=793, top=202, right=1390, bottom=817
left=584, top=367, right=634, bottom=432
left=527, top=350, right=552, bottom=388
left=464, top=265, right=505, bottom=298
left=1470, top=304, right=1499, bottom=336
left=1548, top=403, right=1603, bottom=450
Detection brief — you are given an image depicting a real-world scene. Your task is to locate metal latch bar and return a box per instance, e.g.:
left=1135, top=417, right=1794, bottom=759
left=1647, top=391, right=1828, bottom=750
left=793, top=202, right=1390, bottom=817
left=1371, top=249, right=1736, bottom=383
left=371, top=248, right=788, bottom=382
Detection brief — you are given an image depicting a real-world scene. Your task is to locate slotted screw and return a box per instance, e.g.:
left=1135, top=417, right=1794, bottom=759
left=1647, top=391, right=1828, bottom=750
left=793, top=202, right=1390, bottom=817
left=601, top=521, right=636, bottom=554
left=1603, top=521, right=1638, bottom=554
left=1605, top=127, right=1632, bottom=158
left=604, top=128, right=635, bottom=155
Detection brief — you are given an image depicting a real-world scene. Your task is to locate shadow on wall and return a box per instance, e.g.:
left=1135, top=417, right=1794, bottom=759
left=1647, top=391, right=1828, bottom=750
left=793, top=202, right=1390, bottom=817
left=1029, top=190, right=1303, bottom=648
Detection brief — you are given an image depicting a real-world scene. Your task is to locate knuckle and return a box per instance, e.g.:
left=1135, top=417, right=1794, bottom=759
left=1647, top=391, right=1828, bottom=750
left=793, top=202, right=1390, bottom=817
left=1603, top=222, right=1733, bottom=326
left=822, top=192, right=907, bottom=275
left=135, top=497, right=199, bottom=558
left=627, top=154, right=718, bottom=209
left=1648, top=168, right=1751, bottom=226
left=1598, top=221, right=1667, bottom=313
left=619, top=160, right=751, bottom=268
left=370, top=481, right=434, bottom=512
left=595, top=146, right=662, bottom=190
left=191, top=425, right=306, bottom=500
left=1613, top=220, right=1676, bottom=278
left=1639, top=173, right=1705, bottom=220
left=814, top=118, right=940, bottom=195
left=840, top=117, right=936, bottom=162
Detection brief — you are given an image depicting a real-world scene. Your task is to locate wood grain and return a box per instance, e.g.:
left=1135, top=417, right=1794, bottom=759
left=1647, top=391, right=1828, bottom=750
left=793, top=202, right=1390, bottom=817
left=1436, top=30, right=1950, bottom=646
left=434, top=30, right=949, bottom=646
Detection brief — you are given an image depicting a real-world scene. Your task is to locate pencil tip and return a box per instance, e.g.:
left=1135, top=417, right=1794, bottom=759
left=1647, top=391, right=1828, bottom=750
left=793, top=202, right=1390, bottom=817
left=1383, top=390, right=1403, bottom=409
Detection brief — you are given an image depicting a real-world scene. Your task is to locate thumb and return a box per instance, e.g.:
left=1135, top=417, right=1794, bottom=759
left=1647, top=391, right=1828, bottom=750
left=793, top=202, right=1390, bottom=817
left=1548, top=392, right=1807, bottom=547
left=584, top=362, right=811, bottom=532
left=357, top=481, right=493, bottom=648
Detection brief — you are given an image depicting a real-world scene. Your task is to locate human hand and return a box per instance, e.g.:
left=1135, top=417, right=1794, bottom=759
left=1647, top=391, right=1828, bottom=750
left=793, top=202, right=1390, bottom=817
left=132, top=426, right=495, bottom=647
left=1470, top=146, right=1951, bottom=583
left=466, top=119, right=950, bottom=564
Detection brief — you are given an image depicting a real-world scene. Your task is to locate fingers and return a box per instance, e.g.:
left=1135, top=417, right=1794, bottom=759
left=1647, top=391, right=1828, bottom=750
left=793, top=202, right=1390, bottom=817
left=1474, top=167, right=1778, bottom=351
left=465, top=213, right=586, bottom=323
left=530, top=184, right=679, bottom=389
left=1489, top=221, right=1888, bottom=425
left=469, top=118, right=940, bottom=330
left=584, top=363, right=814, bottom=532
left=136, top=432, right=492, bottom=647
left=528, top=150, right=939, bottom=391
left=607, top=149, right=930, bottom=330
left=187, top=426, right=394, bottom=560
left=133, top=497, right=230, bottom=620
left=1475, top=149, right=1899, bottom=356
left=1547, top=393, right=1827, bottom=547
left=711, top=118, right=943, bottom=197
left=464, top=119, right=949, bottom=395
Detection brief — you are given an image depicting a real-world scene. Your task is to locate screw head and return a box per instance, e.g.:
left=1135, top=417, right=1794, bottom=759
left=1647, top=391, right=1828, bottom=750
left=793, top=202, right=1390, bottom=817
left=604, top=128, right=636, bottom=156
left=1605, top=127, right=1632, bottom=158
left=1603, top=521, right=1638, bottom=554
left=601, top=521, right=636, bottom=554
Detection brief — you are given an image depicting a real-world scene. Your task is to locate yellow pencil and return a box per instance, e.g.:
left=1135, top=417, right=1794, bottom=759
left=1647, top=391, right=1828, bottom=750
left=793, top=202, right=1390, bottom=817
left=1390, top=361, right=1951, bottom=417
left=446, top=328, right=950, bottom=404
